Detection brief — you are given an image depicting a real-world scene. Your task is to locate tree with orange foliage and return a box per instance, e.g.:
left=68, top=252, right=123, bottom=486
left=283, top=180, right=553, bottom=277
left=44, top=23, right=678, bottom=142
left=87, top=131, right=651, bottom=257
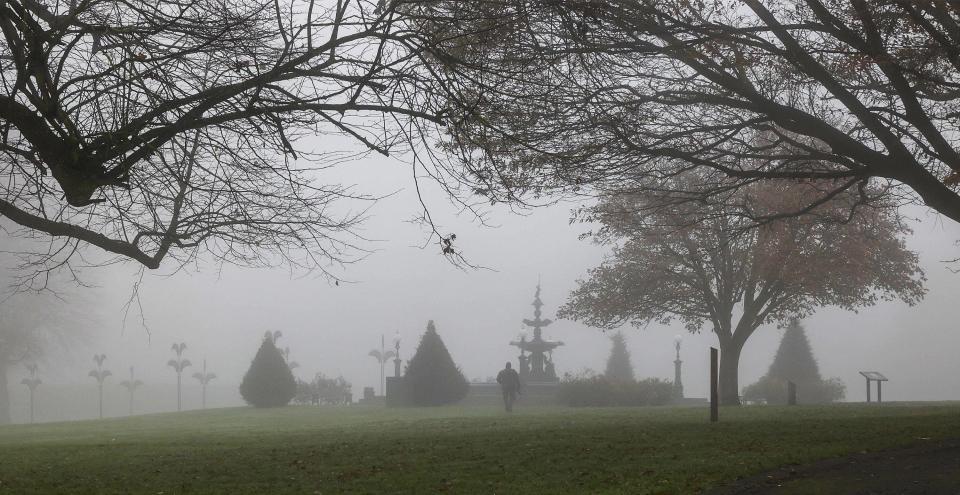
left=559, top=181, right=925, bottom=405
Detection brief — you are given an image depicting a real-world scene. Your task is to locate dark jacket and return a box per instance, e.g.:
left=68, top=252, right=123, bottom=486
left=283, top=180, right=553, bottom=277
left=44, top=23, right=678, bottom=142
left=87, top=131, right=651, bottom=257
left=497, top=368, right=521, bottom=393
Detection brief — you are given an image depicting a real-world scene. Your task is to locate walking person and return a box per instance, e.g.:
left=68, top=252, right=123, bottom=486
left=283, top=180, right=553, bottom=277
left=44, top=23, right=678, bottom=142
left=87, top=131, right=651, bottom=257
left=496, top=362, right=521, bottom=412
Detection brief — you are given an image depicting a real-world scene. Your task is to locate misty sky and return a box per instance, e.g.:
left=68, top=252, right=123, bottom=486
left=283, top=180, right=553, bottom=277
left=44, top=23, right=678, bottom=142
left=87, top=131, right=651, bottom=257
left=5, top=136, right=960, bottom=414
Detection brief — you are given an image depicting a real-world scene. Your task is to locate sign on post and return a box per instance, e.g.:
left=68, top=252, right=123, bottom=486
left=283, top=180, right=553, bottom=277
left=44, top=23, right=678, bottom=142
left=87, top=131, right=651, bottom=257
left=858, top=371, right=888, bottom=403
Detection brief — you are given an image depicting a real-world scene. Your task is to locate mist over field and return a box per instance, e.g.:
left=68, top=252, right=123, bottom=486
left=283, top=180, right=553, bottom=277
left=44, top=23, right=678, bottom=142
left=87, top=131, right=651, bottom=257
left=5, top=148, right=960, bottom=423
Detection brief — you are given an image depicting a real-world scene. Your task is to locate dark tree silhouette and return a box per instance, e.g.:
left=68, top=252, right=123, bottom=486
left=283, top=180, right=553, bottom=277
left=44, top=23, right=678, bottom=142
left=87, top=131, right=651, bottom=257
left=0, top=0, right=458, bottom=283
left=20, top=363, right=41, bottom=423
left=119, top=366, right=143, bottom=416
left=88, top=354, right=111, bottom=419
left=167, top=343, right=191, bottom=412
left=412, top=1, right=960, bottom=229
left=743, top=319, right=845, bottom=404
left=404, top=320, right=468, bottom=406
left=560, top=185, right=924, bottom=405
left=240, top=334, right=296, bottom=408
left=604, top=332, right=634, bottom=383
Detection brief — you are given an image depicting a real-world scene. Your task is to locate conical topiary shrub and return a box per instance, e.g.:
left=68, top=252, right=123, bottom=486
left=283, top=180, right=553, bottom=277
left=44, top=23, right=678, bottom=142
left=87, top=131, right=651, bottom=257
left=404, top=320, right=468, bottom=406
left=239, top=335, right=297, bottom=407
left=604, top=332, right=635, bottom=383
left=766, top=318, right=822, bottom=384
left=743, top=318, right=845, bottom=404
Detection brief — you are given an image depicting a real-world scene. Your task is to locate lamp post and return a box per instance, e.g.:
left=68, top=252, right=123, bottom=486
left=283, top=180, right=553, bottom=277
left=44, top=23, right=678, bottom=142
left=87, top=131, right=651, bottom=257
left=282, top=347, right=299, bottom=372
left=21, top=363, right=41, bottom=423
left=673, top=335, right=684, bottom=400
left=168, top=343, right=191, bottom=412
left=192, top=359, right=217, bottom=409
left=368, top=335, right=396, bottom=396
left=119, top=366, right=143, bottom=416
left=88, top=354, right=111, bottom=419
left=392, top=332, right=402, bottom=377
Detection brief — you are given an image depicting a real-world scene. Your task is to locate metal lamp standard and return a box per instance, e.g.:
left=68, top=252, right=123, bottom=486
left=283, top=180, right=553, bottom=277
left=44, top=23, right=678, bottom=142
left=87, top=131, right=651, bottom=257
left=673, top=335, right=684, bottom=400
left=368, top=334, right=396, bottom=396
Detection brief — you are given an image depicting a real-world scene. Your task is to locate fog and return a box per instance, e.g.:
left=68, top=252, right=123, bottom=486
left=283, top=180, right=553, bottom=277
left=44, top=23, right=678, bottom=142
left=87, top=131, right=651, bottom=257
left=4, top=143, right=960, bottom=423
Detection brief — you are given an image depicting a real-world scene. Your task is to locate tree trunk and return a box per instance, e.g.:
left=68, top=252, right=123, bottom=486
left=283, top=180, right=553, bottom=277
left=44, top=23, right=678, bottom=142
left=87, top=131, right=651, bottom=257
left=0, top=363, right=9, bottom=424
left=718, top=342, right=743, bottom=406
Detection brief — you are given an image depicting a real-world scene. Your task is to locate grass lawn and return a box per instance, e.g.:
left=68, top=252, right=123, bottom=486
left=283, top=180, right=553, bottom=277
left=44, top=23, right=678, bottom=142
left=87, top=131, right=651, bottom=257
left=0, top=403, right=958, bottom=494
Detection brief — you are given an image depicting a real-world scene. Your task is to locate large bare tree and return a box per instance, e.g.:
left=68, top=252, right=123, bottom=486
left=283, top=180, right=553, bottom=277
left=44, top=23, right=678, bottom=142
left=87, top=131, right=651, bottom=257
left=0, top=0, right=451, bottom=284
left=559, top=182, right=924, bottom=405
left=412, top=1, right=960, bottom=225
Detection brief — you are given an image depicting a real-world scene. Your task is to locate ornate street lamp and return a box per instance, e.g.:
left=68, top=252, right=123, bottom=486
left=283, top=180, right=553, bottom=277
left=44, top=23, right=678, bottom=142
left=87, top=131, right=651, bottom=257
left=368, top=334, right=396, bottom=396
left=192, top=359, right=217, bottom=409
left=119, top=366, right=143, bottom=416
left=392, top=332, right=402, bottom=377
left=89, top=354, right=112, bottom=419
left=168, top=343, right=191, bottom=412
left=673, top=335, right=684, bottom=399
left=21, top=363, right=41, bottom=424
left=282, top=347, right=299, bottom=371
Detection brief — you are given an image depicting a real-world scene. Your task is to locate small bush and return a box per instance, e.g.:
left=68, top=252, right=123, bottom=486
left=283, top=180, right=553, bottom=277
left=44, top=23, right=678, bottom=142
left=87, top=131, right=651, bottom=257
left=557, top=371, right=673, bottom=407
left=239, top=337, right=297, bottom=407
left=294, top=374, right=352, bottom=405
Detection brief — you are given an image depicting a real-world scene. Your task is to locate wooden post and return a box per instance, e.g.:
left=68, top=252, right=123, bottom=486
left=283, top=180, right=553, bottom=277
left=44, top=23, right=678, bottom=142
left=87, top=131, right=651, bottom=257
left=787, top=381, right=797, bottom=406
left=866, top=377, right=871, bottom=403
left=710, top=347, right=718, bottom=423
left=877, top=381, right=882, bottom=403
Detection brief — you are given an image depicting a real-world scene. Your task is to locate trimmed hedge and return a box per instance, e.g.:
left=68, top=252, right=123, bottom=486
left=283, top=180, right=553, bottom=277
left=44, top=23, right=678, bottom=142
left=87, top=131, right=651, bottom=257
left=558, top=373, right=673, bottom=407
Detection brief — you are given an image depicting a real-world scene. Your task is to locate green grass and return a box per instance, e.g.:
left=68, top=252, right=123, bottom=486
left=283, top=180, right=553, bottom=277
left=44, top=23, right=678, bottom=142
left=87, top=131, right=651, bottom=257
left=0, top=403, right=959, bottom=494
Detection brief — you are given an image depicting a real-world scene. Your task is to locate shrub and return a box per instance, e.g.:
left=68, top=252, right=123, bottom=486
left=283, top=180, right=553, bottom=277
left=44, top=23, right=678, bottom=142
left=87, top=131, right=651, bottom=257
left=743, top=319, right=846, bottom=404
left=604, top=332, right=635, bottom=383
left=742, top=376, right=846, bottom=405
left=294, top=374, right=352, bottom=405
left=404, top=320, right=468, bottom=406
left=239, top=336, right=297, bottom=407
left=557, top=371, right=673, bottom=407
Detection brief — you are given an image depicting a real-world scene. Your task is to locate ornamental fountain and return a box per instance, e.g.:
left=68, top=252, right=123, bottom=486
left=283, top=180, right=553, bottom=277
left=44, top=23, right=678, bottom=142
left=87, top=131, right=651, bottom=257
left=509, top=284, right=563, bottom=382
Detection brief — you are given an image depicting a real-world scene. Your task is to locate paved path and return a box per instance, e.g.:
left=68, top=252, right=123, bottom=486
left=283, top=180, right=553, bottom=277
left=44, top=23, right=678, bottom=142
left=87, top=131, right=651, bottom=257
left=708, top=438, right=960, bottom=494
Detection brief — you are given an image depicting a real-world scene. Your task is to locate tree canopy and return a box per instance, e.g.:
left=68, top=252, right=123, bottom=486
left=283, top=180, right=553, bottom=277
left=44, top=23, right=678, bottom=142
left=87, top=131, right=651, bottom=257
left=414, top=0, right=960, bottom=227
left=0, top=0, right=453, bottom=279
left=559, top=182, right=924, bottom=404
